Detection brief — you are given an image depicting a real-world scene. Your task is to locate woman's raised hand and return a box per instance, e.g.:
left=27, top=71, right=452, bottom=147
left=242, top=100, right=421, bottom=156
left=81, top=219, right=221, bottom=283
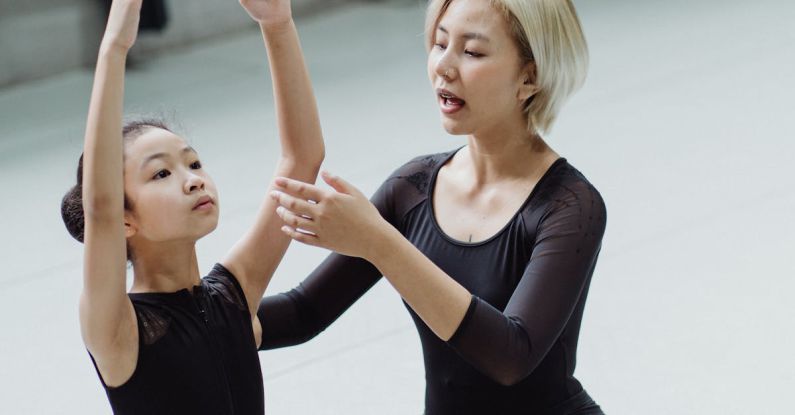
left=102, top=0, right=143, bottom=52
left=239, top=0, right=293, bottom=28
left=271, top=172, right=390, bottom=260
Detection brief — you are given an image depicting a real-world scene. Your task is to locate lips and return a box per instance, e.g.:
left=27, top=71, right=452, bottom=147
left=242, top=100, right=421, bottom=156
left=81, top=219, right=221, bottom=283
left=437, top=88, right=465, bottom=114
left=193, top=195, right=214, bottom=210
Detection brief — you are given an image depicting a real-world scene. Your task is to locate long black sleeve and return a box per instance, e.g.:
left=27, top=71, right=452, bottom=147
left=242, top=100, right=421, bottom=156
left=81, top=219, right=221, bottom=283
left=257, top=150, right=606, bottom=413
left=257, top=158, right=423, bottom=350
left=446, top=179, right=606, bottom=385
left=257, top=253, right=382, bottom=350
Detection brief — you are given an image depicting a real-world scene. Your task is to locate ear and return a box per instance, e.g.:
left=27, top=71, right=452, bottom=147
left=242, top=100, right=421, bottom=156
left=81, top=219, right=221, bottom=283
left=517, top=61, right=538, bottom=101
left=124, top=212, right=138, bottom=239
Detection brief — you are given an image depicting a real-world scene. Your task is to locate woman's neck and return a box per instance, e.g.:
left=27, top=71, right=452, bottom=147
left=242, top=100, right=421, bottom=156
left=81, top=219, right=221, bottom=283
left=129, top=241, right=202, bottom=293
left=458, top=126, right=558, bottom=186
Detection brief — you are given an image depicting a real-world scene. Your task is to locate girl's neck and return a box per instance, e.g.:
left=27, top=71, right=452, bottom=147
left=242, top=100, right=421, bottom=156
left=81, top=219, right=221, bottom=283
left=129, top=241, right=202, bottom=293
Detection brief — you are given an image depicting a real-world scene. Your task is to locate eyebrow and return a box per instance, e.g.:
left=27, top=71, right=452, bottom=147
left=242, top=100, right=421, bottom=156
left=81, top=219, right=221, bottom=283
left=141, top=146, right=197, bottom=169
left=438, top=25, right=491, bottom=42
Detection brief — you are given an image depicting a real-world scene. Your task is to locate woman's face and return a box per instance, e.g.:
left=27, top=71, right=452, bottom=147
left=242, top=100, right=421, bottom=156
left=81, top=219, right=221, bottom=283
left=428, top=0, right=531, bottom=136
left=122, top=128, right=219, bottom=244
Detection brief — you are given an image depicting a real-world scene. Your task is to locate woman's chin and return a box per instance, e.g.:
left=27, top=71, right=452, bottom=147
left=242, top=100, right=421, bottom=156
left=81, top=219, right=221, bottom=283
left=440, top=119, right=470, bottom=136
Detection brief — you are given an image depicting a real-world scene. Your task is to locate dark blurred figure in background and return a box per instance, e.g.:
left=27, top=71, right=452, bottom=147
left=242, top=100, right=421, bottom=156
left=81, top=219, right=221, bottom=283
left=103, top=0, right=169, bottom=32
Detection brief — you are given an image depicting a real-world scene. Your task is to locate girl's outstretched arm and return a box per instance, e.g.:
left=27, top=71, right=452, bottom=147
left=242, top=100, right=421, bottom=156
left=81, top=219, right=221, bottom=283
left=224, top=0, right=325, bottom=317
left=80, top=0, right=141, bottom=386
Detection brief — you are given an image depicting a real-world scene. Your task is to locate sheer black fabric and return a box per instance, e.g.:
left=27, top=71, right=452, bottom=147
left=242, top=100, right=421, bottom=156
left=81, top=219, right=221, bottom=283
left=258, top=149, right=606, bottom=414
left=90, top=264, right=264, bottom=415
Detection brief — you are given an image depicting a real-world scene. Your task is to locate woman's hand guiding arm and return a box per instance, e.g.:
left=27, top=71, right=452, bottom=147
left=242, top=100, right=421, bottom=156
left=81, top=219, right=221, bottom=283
left=272, top=172, right=473, bottom=340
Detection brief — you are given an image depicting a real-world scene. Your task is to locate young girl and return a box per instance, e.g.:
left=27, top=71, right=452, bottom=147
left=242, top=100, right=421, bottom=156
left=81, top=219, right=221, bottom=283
left=60, top=0, right=323, bottom=413
left=262, top=0, right=605, bottom=413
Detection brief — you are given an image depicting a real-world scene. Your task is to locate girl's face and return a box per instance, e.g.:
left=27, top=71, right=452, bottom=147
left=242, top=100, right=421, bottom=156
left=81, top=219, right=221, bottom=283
left=122, top=128, right=219, bottom=244
left=427, top=0, right=534, bottom=136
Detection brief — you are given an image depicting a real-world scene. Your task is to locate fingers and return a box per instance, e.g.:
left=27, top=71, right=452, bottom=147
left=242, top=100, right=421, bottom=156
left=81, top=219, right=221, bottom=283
left=280, top=225, right=320, bottom=247
left=274, top=177, right=326, bottom=202
left=320, top=171, right=362, bottom=197
left=275, top=206, right=317, bottom=233
left=270, top=190, right=318, bottom=218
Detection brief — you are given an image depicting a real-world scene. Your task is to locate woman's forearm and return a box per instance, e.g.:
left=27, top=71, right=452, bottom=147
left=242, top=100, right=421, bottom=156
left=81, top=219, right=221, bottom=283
left=271, top=174, right=470, bottom=340
left=367, top=223, right=472, bottom=341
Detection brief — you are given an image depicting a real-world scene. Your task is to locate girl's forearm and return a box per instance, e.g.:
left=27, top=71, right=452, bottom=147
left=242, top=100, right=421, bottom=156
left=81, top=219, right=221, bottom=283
left=82, top=46, right=127, bottom=218
left=79, top=35, right=134, bottom=350
left=261, top=21, right=325, bottom=181
left=368, top=223, right=472, bottom=341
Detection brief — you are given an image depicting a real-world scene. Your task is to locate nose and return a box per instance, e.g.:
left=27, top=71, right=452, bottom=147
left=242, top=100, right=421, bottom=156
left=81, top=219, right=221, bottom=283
left=433, top=49, right=458, bottom=81
left=184, top=172, right=205, bottom=194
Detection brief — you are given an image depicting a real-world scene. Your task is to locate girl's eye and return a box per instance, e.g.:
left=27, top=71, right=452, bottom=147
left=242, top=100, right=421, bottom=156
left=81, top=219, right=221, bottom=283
left=153, top=169, right=171, bottom=180
left=465, top=50, right=483, bottom=58
left=435, top=43, right=447, bottom=50
left=190, top=161, right=202, bottom=170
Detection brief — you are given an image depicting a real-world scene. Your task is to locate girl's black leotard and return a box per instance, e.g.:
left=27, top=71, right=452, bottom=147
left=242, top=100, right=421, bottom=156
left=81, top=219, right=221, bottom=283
left=258, top=149, right=607, bottom=414
left=90, top=264, right=264, bottom=415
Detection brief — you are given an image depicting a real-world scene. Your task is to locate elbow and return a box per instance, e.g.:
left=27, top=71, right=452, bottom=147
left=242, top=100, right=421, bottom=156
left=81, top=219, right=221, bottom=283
left=483, top=336, right=539, bottom=386
left=490, top=324, right=539, bottom=386
left=82, top=193, right=122, bottom=222
left=259, top=320, right=325, bottom=349
left=491, top=360, right=536, bottom=387
left=294, top=325, right=324, bottom=344
left=492, top=368, right=529, bottom=387
left=279, top=148, right=325, bottom=179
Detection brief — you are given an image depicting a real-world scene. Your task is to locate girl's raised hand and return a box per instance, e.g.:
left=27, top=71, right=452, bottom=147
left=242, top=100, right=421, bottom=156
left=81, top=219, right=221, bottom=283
left=239, top=0, right=292, bottom=28
left=270, top=172, right=390, bottom=260
left=102, top=0, right=143, bottom=52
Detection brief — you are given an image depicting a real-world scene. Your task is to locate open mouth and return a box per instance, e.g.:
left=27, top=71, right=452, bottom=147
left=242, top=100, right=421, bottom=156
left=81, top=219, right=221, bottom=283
left=438, top=89, right=466, bottom=113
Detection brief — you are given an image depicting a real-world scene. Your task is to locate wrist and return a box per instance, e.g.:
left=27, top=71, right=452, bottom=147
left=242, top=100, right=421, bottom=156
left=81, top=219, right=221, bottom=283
left=364, top=219, right=402, bottom=266
left=259, top=18, right=295, bottom=36
left=98, top=41, right=130, bottom=59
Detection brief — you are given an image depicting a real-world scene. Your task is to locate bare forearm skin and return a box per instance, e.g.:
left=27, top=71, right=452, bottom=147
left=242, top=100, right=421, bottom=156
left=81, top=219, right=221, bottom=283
left=367, top=221, right=472, bottom=341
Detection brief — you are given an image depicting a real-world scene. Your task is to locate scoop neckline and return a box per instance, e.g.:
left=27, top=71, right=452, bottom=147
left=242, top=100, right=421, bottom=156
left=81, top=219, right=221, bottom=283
left=128, top=282, right=204, bottom=298
left=426, top=147, right=566, bottom=247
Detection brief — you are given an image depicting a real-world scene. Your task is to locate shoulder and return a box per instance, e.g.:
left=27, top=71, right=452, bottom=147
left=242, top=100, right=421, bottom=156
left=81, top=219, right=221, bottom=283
left=383, top=150, right=456, bottom=195
left=371, top=150, right=456, bottom=225
left=534, top=160, right=605, bottom=215
left=202, top=264, right=249, bottom=311
left=523, top=159, right=607, bottom=240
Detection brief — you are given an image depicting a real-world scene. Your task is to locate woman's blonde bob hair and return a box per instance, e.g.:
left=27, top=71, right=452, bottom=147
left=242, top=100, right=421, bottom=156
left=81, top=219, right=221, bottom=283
left=425, top=0, right=588, bottom=134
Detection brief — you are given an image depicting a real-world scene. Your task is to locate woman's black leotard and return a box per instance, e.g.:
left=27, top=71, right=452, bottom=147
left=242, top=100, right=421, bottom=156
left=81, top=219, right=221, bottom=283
left=257, top=149, right=607, bottom=414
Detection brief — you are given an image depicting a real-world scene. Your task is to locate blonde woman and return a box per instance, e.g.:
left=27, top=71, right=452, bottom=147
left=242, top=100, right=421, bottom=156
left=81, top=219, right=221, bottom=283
left=263, top=0, right=605, bottom=413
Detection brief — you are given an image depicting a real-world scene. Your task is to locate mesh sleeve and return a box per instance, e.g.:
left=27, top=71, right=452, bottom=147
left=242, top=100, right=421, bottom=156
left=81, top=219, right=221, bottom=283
left=447, top=181, right=606, bottom=385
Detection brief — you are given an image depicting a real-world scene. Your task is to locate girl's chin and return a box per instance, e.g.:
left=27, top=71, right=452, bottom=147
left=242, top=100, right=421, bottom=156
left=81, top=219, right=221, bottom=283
left=187, top=219, right=219, bottom=241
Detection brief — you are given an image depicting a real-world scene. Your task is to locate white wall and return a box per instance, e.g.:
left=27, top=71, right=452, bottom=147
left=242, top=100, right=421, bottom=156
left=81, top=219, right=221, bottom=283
left=0, top=0, right=346, bottom=87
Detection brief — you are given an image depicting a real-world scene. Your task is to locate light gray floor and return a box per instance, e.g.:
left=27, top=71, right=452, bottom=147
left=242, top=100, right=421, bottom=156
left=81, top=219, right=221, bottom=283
left=1, top=0, right=793, bottom=413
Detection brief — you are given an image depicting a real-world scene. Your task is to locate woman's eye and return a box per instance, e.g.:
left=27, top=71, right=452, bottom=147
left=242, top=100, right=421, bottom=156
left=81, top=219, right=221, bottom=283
left=435, top=43, right=447, bottom=50
left=153, top=169, right=171, bottom=180
left=190, top=161, right=202, bottom=170
left=465, top=50, right=483, bottom=58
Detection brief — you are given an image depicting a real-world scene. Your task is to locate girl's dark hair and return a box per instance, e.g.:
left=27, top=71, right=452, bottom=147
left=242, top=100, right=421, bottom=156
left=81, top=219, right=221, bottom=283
left=61, top=119, right=171, bottom=249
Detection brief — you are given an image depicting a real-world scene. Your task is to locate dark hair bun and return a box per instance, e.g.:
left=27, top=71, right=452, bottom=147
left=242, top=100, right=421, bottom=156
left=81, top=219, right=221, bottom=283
left=61, top=119, right=169, bottom=245
left=61, top=184, right=85, bottom=243
left=62, top=153, right=85, bottom=243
